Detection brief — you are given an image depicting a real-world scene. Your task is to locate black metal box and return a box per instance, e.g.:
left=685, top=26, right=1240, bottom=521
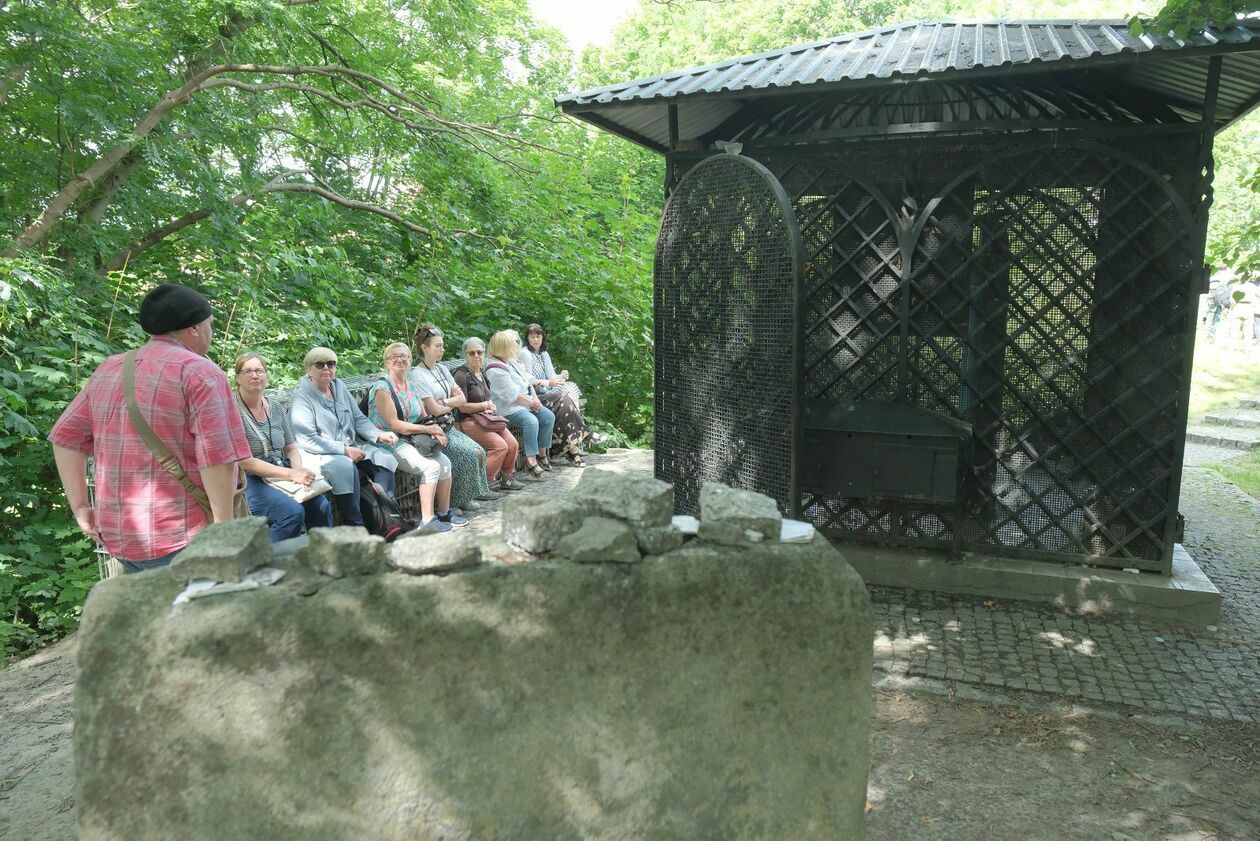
left=801, top=401, right=971, bottom=503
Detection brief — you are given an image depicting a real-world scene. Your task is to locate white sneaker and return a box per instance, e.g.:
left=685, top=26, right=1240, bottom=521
left=463, top=499, right=482, bottom=511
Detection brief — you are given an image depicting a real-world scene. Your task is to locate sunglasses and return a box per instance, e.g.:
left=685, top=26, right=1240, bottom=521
left=311, top=360, right=337, bottom=369
left=467, top=349, right=484, bottom=356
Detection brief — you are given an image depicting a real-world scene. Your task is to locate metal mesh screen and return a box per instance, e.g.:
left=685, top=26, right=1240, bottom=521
left=729, top=136, right=1199, bottom=571
left=654, top=155, right=802, bottom=516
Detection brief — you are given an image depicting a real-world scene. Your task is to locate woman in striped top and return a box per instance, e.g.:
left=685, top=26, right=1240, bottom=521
left=233, top=352, right=333, bottom=541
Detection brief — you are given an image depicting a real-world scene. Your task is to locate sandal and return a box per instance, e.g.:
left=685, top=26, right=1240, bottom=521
left=566, top=452, right=587, bottom=467
left=538, top=454, right=553, bottom=471
left=527, top=461, right=546, bottom=479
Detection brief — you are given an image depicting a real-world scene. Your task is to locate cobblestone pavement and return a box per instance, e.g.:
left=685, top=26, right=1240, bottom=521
left=865, top=450, right=1260, bottom=724
left=518, top=447, right=1260, bottom=724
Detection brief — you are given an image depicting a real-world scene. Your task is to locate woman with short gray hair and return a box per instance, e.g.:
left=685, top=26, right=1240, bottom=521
left=454, top=336, right=523, bottom=492
left=290, top=346, right=399, bottom=527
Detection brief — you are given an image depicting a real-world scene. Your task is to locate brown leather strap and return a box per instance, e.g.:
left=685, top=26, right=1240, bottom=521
left=122, top=349, right=214, bottom=519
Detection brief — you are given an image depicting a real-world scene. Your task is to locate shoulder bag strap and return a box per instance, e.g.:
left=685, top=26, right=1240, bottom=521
left=380, top=377, right=406, bottom=421
left=236, top=394, right=271, bottom=458
left=123, top=349, right=213, bottom=519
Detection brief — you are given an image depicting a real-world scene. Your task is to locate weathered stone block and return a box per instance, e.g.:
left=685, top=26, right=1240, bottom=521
left=502, top=496, right=583, bottom=554
left=302, top=526, right=386, bottom=578
left=634, top=523, right=685, bottom=556
left=555, top=516, right=641, bottom=564
left=389, top=531, right=482, bottom=575
left=699, top=482, right=782, bottom=540
left=575, top=468, right=674, bottom=528
left=696, top=520, right=740, bottom=546
left=75, top=534, right=873, bottom=839
left=170, top=517, right=271, bottom=582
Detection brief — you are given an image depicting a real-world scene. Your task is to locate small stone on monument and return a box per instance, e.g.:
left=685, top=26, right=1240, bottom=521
left=170, top=517, right=271, bottom=583
left=389, top=531, right=482, bottom=575
left=502, top=496, right=584, bottom=554
left=555, top=516, right=642, bottom=564
left=699, top=482, right=782, bottom=541
left=575, top=468, right=674, bottom=528
left=302, top=526, right=386, bottom=578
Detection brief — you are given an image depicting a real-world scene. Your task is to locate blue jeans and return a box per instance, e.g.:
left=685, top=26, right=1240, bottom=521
left=245, top=473, right=334, bottom=542
left=502, top=404, right=556, bottom=457
left=117, top=550, right=181, bottom=573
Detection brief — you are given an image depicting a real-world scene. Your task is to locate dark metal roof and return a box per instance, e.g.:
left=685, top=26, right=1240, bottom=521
left=557, top=19, right=1260, bottom=152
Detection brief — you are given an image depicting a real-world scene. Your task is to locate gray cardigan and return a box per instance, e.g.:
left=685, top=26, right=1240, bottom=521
left=290, top=375, right=393, bottom=467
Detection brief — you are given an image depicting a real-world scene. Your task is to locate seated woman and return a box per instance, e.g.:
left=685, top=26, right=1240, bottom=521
left=518, top=322, right=594, bottom=467
left=289, top=346, right=398, bottom=527
left=485, top=329, right=555, bottom=480
left=233, top=352, right=333, bottom=542
left=454, top=337, right=524, bottom=492
left=368, top=342, right=458, bottom=533
left=407, top=324, right=496, bottom=517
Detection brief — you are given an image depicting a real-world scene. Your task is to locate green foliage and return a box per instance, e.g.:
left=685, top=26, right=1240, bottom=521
left=1132, top=0, right=1260, bottom=38
left=1207, top=112, right=1260, bottom=280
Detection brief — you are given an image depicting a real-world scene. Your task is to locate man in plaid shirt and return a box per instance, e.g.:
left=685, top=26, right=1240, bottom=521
left=49, top=284, right=250, bottom=572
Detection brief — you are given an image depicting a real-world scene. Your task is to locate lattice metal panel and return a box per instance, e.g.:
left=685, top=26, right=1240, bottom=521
left=654, top=154, right=802, bottom=516
left=752, top=137, right=1200, bottom=570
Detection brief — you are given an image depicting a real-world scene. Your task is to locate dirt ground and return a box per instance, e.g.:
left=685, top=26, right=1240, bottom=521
left=3, top=634, right=1256, bottom=840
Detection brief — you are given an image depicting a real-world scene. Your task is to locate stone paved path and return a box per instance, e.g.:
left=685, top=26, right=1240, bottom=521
left=866, top=441, right=1260, bottom=724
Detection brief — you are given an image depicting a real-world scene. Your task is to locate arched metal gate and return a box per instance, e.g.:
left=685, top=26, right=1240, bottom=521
left=653, top=154, right=804, bottom=517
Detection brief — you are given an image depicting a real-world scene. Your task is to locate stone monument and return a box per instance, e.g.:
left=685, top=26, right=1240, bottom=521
left=74, top=474, right=873, bottom=839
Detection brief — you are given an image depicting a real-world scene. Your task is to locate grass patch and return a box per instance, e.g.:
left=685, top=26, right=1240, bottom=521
left=1188, top=341, right=1260, bottom=420
left=1209, top=450, right=1260, bottom=500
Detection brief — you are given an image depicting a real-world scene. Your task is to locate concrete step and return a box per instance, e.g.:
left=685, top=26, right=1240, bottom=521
left=1203, top=407, right=1260, bottom=429
left=1242, top=396, right=1260, bottom=410
left=1185, top=424, right=1260, bottom=450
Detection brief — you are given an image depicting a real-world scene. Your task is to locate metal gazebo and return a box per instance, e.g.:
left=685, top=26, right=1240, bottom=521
left=558, top=20, right=1260, bottom=573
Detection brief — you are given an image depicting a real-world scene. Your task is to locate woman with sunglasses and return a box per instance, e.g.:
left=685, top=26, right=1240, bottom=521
left=290, top=346, right=399, bottom=526
left=234, top=352, right=333, bottom=541
left=454, top=336, right=524, bottom=492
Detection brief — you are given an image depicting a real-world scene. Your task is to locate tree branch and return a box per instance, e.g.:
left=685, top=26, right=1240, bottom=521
left=98, top=172, right=500, bottom=272
left=0, top=62, right=30, bottom=108
left=79, top=152, right=145, bottom=225
left=9, top=61, right=556, bottom=255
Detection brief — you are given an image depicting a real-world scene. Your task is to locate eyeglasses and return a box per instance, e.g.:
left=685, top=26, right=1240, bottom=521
left=311, top=360, right=337, bottom=369
left=240, top=367, right=267, bottom=377
left=387, top=354, right=411, bottom=362
left=466, top=350, right=484, bottom=356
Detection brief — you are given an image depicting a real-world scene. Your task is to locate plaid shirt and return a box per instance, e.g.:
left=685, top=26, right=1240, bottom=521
left=49, top=336, right=250, bottom=561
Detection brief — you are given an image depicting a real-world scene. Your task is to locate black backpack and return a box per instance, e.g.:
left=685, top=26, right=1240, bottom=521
left=357, top=463, right=413, bottom=542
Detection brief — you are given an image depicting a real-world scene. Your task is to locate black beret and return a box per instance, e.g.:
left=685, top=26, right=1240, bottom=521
left=138, top=284, right=213, bottom=335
